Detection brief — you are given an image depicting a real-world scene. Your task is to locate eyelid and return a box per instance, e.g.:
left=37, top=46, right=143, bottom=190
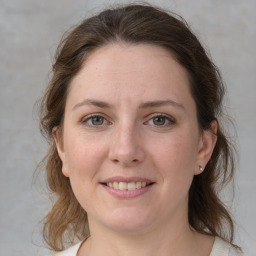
left=144, top=113, right=176, bottom=126
left=81, top=113, right=112, bottom=127
left=80, top=112, right=175, bottom=127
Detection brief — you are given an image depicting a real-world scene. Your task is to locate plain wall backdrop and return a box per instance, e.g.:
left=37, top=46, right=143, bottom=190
left=0, top=0, right=255, bottom=255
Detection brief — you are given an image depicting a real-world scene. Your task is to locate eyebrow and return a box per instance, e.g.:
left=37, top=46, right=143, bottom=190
left=139, top=100, right=184, bottom=109
left=72, top=99, right=184, bottom=111
left=72, top=99, right=112, bottom=111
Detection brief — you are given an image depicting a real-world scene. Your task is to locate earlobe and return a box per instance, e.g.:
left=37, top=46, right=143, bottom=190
left=52, top=127, right=69, bottom=177
left=194, top=120, right=217, bottom=175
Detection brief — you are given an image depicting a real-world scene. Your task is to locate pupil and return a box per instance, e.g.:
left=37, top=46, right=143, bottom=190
left=92, top=116, right=103, bottom=125
left=153, top=117, right=165, bottom=125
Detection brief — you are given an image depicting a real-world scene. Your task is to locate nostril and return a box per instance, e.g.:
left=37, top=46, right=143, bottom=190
left=111, top=158, right=139, bottom=165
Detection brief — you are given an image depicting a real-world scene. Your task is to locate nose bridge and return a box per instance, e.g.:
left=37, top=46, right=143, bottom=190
left=109, top=120, right=144, bottom=166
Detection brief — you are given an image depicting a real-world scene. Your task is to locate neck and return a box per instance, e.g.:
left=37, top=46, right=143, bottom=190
left=78, top=217, right=213, bottom=256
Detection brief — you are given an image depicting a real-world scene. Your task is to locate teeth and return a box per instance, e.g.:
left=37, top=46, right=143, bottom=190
left=113, top=181, right=118, bottom=189
left=135, top=182, right=141, bottom=189
left=127, top=182, right=135, bottom=190
left=119, top=182, right=127, bottom=190
left=106, top=181, right=148, bottom=190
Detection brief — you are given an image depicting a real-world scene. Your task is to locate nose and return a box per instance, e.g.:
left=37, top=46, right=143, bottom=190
left=108, top=123, right=145, bottom=167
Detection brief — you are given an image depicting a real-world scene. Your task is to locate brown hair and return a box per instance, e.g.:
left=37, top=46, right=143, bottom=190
left=40, top=3, right=237, bottom=251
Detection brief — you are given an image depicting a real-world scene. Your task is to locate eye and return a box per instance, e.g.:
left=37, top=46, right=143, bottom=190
left=82, top=114, right=110, bottom=127
left=152, top=116, right=167, bottom=126
left=146, top=114, right=175, bottom=127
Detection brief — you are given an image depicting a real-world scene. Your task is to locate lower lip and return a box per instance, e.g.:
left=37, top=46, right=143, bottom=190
left=101, top=184, right=154, bottom=199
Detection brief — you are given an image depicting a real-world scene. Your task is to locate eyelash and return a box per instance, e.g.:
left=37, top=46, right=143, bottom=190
left=81, top=113, right=175, bottom=128
left=145, top=113, right=176, bottom=127
left=81, top=113, right=111, bottom=128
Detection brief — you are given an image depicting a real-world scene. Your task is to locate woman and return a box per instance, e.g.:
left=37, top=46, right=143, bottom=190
left=40, top=4, right=243, bottom=256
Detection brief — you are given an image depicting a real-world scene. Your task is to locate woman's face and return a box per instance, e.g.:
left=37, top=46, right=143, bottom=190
left=55, top=43, right=216, bottom=234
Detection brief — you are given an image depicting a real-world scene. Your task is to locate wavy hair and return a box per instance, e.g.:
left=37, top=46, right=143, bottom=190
left=40, top=4, right=237, bottom=251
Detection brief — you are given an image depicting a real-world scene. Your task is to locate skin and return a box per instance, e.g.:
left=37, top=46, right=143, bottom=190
left=54, top=43, right=217, bottom=256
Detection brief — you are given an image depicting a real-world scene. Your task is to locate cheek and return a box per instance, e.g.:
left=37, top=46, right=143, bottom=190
left=154, top=134, right=198, bottom=166
left=64, top=133, right=107, bottom=178
left=64, top=135, right=107, bottom=210
left=150, top=133, right=198, bottom=184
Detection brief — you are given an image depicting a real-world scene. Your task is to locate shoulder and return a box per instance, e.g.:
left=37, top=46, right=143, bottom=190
left=49, top=241, right=82, bottom=256
left=210, top=237, right=244, bottom=256
left=229, top=247, right=244, bottom=256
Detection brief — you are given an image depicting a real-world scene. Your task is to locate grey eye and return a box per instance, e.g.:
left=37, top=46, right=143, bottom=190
left=152, top=116, right=167, bottom=126
left=90, top=116, right=105, bottom=125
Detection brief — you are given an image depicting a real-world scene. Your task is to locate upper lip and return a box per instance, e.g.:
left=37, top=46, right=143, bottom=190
left=101, top=176, right=155, bottom=184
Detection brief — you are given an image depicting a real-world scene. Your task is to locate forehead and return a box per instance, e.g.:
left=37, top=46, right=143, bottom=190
left=74, top=43, right=187, bottom=83
left=68, top=43, right=194, bottom=108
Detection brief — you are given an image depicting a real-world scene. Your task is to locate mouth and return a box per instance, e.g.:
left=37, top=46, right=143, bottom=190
left=102, top=181, right=154, bottom=191
left=100, top=177, right=155, bottom=198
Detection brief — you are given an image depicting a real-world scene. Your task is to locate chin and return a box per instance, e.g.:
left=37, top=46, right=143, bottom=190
left=102, top=207, right=156, bottom=234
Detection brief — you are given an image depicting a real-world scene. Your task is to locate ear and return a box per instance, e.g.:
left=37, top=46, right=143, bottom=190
left=52, top=127, right=69, bottom=177
left=194, top=120, right=217, bottom=175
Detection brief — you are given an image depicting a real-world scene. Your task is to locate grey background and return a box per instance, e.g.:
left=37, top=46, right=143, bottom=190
left=0, top=0, right=255, bottom=255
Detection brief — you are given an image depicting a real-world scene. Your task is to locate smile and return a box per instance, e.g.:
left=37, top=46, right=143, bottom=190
left=106, top=181, right=150, bottom=191
left=101, top=177, right=155, bottom=198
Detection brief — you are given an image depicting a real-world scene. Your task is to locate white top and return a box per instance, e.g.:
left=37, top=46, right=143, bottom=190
left=52, top=237, right=243, bottom=256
